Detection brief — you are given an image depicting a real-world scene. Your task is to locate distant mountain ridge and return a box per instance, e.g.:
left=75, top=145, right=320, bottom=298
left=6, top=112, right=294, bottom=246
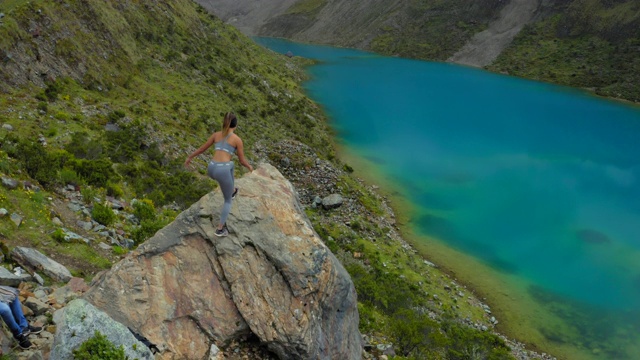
left=198, top=0, right=640, bottom=102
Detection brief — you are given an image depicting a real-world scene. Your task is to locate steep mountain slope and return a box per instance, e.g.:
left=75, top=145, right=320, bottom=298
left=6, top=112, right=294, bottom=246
left=448, top=0, right=541, bottom=67
left=488, top=0, right=640, bottom=102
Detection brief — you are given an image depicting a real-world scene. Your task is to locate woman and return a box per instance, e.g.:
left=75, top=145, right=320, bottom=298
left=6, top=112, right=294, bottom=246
left=0, top=285, right=42, bottom=349
left=185, top=112, right=253, bottom=237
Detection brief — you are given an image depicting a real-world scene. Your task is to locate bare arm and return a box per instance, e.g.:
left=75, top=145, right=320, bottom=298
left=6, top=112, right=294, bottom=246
left=235, top=138, right=253, bottom=172
left=184, top=132, right=216, bottom=167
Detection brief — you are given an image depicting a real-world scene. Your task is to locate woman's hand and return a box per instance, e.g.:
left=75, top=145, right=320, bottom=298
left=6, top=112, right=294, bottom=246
left=184, top=157, right=192, bottom=168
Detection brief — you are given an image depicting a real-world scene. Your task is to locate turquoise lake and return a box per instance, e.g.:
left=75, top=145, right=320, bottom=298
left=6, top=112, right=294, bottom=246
left=256, top=38, right=640, bottom=360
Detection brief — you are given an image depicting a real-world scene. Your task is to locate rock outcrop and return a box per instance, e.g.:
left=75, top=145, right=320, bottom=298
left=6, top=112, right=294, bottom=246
left=82, top=164, right=361, bottom=360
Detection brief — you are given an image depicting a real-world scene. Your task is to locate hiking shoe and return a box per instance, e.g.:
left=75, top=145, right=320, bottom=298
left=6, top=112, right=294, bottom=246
left=15, top=333, right=32, bottom=349
left=232, top=187, right=238, bottom=199
left=23, top=325, right=43, bottom=336
left=215, top=227, right=229, bottom=237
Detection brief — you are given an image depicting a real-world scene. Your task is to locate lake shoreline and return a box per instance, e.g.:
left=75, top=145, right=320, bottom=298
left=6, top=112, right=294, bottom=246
left=335, top=148, right=563, bottom=359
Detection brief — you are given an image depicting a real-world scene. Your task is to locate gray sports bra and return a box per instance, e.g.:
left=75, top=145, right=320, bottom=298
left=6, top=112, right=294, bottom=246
left=214, top=134, right=237, bottom=155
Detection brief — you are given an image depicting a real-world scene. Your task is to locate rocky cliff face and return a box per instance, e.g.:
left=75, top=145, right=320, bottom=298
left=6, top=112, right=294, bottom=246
left=82, top=164, right=362, bottom=360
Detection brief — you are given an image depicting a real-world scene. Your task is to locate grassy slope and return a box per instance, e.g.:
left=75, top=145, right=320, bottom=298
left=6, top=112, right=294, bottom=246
left=0, top=1, right=516, bottom=359
left=369, top=0, right=507, bottom=60
left=0, top=0, right=332, bottom=276
left=487, top=0, right=640, bottom=102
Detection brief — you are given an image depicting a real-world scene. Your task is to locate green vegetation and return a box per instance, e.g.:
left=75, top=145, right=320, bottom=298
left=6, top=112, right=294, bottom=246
left=0, top=0, right=332, bottom=278
left=355, top=0, right=505, bottom=61
left=306, top=196, right=513, bottom=359
left=91, top=203, right=116, bottom=226
left=286, top=0, right=327, bottom=15
left=488, top=2, right=640, bottom=102
left=72, top=331, right=127, bottom=360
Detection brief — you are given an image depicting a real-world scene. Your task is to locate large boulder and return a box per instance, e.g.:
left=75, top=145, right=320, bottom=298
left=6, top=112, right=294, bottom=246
left=83, top=164, right=361, bottom=360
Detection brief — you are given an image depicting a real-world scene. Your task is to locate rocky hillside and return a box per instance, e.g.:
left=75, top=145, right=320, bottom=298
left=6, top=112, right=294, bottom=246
left=200, top=0, right=640, bottom=102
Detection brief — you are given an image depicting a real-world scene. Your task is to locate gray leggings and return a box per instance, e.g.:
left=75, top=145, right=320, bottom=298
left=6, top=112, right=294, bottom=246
left=207, top=161, right=235, bottom=225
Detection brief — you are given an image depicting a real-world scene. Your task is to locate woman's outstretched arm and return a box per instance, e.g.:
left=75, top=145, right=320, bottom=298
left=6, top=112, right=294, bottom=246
left=185, top=132, right=216, bottom=167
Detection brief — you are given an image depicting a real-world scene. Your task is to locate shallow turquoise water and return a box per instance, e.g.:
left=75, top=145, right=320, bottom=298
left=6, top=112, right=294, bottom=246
left=256, top=38, right=640, bottom=359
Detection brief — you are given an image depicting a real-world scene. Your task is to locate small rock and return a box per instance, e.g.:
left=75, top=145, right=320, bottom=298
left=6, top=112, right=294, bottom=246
left=24, top=297, right=50, bottom=316
left=0, top=208, right=7, bottom=217
left=10, top=213, right=23, bottom=226
left=0, top=266, right=32, bottom=286
left=322, top=194, right=343, bottom=210
left=98, top=242, right=112, bottom=250
left=52, top=217, right=64, bottom=226
left=1, top=177, right=19, bottom=189
left=67, top=202, right=82, bottom=212
left=77, top=220, right=93, bottom=231
left=34, top=273, right=45, bottom=285
left=2, top=124, right=13, bottom=131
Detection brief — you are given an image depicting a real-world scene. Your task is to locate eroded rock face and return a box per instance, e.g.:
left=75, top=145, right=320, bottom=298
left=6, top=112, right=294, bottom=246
left=83, top=164, right=361, bottom=360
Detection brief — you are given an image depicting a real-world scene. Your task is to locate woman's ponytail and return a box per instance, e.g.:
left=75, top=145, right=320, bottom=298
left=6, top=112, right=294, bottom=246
left=222, top=112, right=236, bottom=137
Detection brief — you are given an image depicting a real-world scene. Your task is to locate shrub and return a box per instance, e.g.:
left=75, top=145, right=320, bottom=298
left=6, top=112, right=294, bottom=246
left=65, top=132, right=103, bottom=160
left=91, top=203, right=116, bottom=226
left=72, top=331, right=126, bottom=360
left=133, top=199, right=156, bottom=222
left=44, top=81, right=61, bottom=102
left=104, top=122, right=146, bottom=163
left=106, top=181, right=124, bottom=198
left=51, top=228, right=66, bottom=243
left=10, top=139, right=60, bottom=186
left=37, top=102, right=48, bottom=113
left=391, top=308, right=443, bottom=357
left=112, top=246, right=128, bottom=256
left=72, top=158, right=115, bottom=188
left=131, top=218, right=165, bottom=245
left=59, top=168, right=81, bottom=186
left=80, top=187, right=99, bottom=205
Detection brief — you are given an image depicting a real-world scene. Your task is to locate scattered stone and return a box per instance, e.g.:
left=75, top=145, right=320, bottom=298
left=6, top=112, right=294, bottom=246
left=0, top=266, right=32, bottom=286
left=67, top=202, right=82, bottom=212
left=51, top=299, right=154, bottom=360
left=105, top=123, right=120, bottom=132
left=10, top=213, right=23, bottom=226
left=0, top=208, right=7, bottom=217
left=1, top=176, right=18, bottom=189
left=34, top=272, right=45, bottom=285
left=76, top=220, right=93, bottom=231
left=322, top=193, right=343, bottom=209
left=24, top=296, right=50, bottom=316
left=10, top=246, right=73, bottom=282
left=98, top=242, right=112, bottom=250
left=52, top=217, right=64, bottom=226
left=2, top=124, right=13, bottom=131
left=61, top=229, right=90, bottom=244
